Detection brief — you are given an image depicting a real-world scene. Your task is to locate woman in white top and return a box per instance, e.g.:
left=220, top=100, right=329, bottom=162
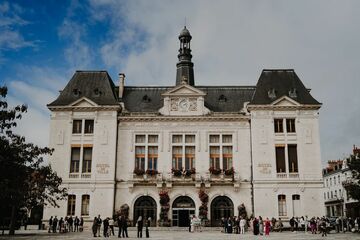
left=240, top=217, right=246, bottom=234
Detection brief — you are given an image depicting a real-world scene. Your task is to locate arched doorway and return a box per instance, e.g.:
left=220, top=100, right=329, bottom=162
left=172, top=196, right=195, bottom=227
left=133, top=196, right=157, bottom=226
left=210, top=196, right=234, bottom=227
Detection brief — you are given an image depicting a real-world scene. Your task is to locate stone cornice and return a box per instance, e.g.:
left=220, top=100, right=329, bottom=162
left=48, top=105, right=121, bottom=111
left=247, top=104, right=321, bottom=111
left=118, top=113, right=250, bottom=122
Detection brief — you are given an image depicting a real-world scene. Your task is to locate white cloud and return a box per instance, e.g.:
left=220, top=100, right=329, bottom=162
left=86, top=0, right=360, bottom=164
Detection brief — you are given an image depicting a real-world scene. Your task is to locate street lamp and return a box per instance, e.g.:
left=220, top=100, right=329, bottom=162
left=334, top=192, right=345, bottom=233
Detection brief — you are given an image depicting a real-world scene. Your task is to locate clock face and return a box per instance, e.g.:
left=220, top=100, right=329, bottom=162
left=178, top=98, right=189, bottom=111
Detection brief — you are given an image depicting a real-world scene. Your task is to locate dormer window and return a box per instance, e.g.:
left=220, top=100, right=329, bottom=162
left=289, top=88, right=297, bottom=98
left=267, top=88, right=276, bottom=99
left=73, top=88, right=81, bottom=96
left=142, top=95, right=151, bottom=103
left=94, top=88, right=101, bottom=96
left=218, top=95, right=227, bottom=102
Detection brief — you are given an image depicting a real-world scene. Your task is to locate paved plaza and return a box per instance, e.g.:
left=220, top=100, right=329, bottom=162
left=0, top=230, right=359, bottom=240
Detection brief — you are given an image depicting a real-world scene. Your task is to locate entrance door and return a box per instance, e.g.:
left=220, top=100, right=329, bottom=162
left=133, top=196, right=157, bottom=226
left=210, top=196, right=234, bottom=227
left=179, top=210, right=190, bottom=227
left=172, top=196, right=196, bottom=227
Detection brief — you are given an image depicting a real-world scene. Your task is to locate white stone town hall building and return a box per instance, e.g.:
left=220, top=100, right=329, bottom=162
left=44, top=27, right=324, bottom=227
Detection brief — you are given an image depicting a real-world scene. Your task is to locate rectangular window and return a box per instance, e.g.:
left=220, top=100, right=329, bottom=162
left=70, top=147, right=80, bottom=173
left=135, top=146, right=145, bottom=170
left=222, top=135, right=232, bottom=143
left=172, top=135, right=183, bottom=143
left=84, top=120, right=94, bottom=134
left=185, top=135, right=195, bottom=143
left=185, top=146, right=195, bottom=170
left=148, top=135, right=158, bottom=143
left=274, top=119, right=283, bottom=133
left=275, top=146, right=286, bottom=173
left=210, top=146, right=220, bottom=169
left=72, top=120, right=82, bottom=134
left=82, top=147, right=92, bottom=173
left=286, top=119, right=296, bottom=133
left=81, top=195, right=90, bottom=216
left=148, top=146, right=158, bottom=170
left=67, top=195, right=76, bottom=216
left=222, top=146, right=233, bottom=170
left=288, top=144, right=298, bottom=173
left=278, top=195, right=287, bottom=216
left=172, top=146, right=183, bottom=169
left=209, top=135, right=220, bottom=143
left=135, top=135, right=146, bottom=143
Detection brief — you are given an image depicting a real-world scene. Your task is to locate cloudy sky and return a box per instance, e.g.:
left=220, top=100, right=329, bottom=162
left=0, top=0, right=359, bottom=165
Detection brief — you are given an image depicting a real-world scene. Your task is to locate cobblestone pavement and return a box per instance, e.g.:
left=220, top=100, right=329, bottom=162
left=0, top=230, right=359, bottom=240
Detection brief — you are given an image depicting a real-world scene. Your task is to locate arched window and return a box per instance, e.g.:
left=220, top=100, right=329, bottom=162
left=67, top=195, right=76, bottom=216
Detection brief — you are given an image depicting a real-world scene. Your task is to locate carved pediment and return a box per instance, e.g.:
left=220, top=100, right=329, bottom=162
left=271, top=96, right=300, bottom=107
left=162, top=84, right=206, bottom=97
left=159, top=84, right=209, bottom=116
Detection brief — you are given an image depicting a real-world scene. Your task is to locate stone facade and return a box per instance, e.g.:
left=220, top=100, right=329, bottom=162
left=43, top=27, right=324, bottom=226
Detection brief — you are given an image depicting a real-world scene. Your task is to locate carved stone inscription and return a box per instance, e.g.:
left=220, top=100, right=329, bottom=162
left=96, top=163, right=110, bottom=174
left=258, top=163, right=272, bottom=174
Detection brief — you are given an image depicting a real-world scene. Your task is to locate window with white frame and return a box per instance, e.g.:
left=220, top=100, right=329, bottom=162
left=72, top=119, right=94, bottom=134
left=171, top=134, right=195, bottom=170
left=209, top=134, right=233, bottom=170
left=278, top=195, right=287, bottom=216
left=81, top=195, right=90, bottom=216
left=134, top=134, right=158, bottom=172
left=67, top=195, right=76, bottom=216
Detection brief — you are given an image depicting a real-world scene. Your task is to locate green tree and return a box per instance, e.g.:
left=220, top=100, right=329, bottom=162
left=0, top=86, right=67, bottom=235
left=345, top=154, right=360, bottom=201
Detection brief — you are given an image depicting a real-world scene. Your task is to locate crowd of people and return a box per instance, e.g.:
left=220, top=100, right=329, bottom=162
left=220, top=215, right=360, bottom=237
left=48, top=215, right=84, bottom=233
left=91, top=215, right=151, bottom=238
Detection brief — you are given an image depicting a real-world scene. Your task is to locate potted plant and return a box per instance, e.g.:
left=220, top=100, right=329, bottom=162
left=171, top=168, right=183, bottom=177
left=224, top=167, right=234, bottom=176
left=133, top=168, right=145, bottom=176
left=146, top=169, right=158, bottom=176
left=209, top=167, right=221, bottom=175
left=184, top=168, right=196, bottom=177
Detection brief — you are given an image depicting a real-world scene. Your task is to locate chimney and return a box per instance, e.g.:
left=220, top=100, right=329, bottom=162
left=119, top=73, right=125, bottom=99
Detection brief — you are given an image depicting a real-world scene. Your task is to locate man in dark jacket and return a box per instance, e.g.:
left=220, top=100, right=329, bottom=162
left=52, top=216, right=58, bottom=233
left=118, top=215, right=123, bottom=237
left=121, top=215, right=128, bottom=238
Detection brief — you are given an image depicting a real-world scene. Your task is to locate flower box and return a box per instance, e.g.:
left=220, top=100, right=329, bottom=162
left=224, top=167, right=234, bottom=176
left=209, top=167, right=222, bottom=175
left=171, top=168, right=183, bottom=177
left=146, top=169, right=158, bottom=176
left=133, top=168, right=145, bottom=176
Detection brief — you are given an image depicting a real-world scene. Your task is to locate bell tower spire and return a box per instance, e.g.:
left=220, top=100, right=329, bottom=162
left=176, top=26, right=194, bottom=86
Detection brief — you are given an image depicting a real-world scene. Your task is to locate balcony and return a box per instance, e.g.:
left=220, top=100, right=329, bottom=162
left=276, top=173, right=287, bottom=178
left=276, top=172, right=300, bottom=179
left=81, top=173, right=91, bottom=178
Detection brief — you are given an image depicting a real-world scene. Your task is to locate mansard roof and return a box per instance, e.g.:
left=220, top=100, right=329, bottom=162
left=48, top=71, right=119, bottom=107
left=250, top=69, right=321, bottom=105
left=121, top=86, right=255, bottom=113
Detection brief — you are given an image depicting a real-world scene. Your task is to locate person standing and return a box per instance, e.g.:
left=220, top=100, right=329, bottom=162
left=136, top=216, right=143, bottom=238
left=259, top=216, right=263, bottom=235
left=103, top=217, right=109, bottom=237
left=265, top=218, right=271, bottom=236
left=145, top=217, right=151, bottom=238
left=253, top=217, right=259, bottom=235
left=117, top=215, right=123, bottom=238
left=52, top=216, right=58, bottom=233
left=121, top=215, right=128, bottom=238
left=240, top=217, right=246, bottom=234
left=96, top=215, right=102, bottom=237
left=304, top=216, right=308, bottom=233
left=59, top=217, right=64, bottom=233
left=109, top=217, right=115, bottom=236
left=79, top=217, right=84, bottom=232
left=92, top=217, right=98, bottom=237
left=289, top=217, right=295, bottom=232
left=227, top=217, right=233, bottom=234
left=68, top=216, right=74, bottom=232
left=74, top=216, right=79, bottom=232
left=48, top=216, right=53, bottom=233
left=278, top=218, right=283, bottom=232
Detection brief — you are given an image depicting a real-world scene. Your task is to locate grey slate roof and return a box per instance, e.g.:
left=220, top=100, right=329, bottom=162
left=48, top=71, right=119, bottom=107
left=121, top=86, right=256, bottom=112
left=250, top=69, right=320, bottom=105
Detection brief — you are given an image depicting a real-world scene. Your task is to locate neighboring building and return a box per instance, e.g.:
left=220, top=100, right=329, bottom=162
left=44, top=27, right=324, bottom=226
left=323, top=146, right=360, bottom=218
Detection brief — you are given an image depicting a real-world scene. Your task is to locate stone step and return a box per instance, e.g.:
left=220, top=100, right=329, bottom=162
left=126, top=227, right=223, bottom=231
